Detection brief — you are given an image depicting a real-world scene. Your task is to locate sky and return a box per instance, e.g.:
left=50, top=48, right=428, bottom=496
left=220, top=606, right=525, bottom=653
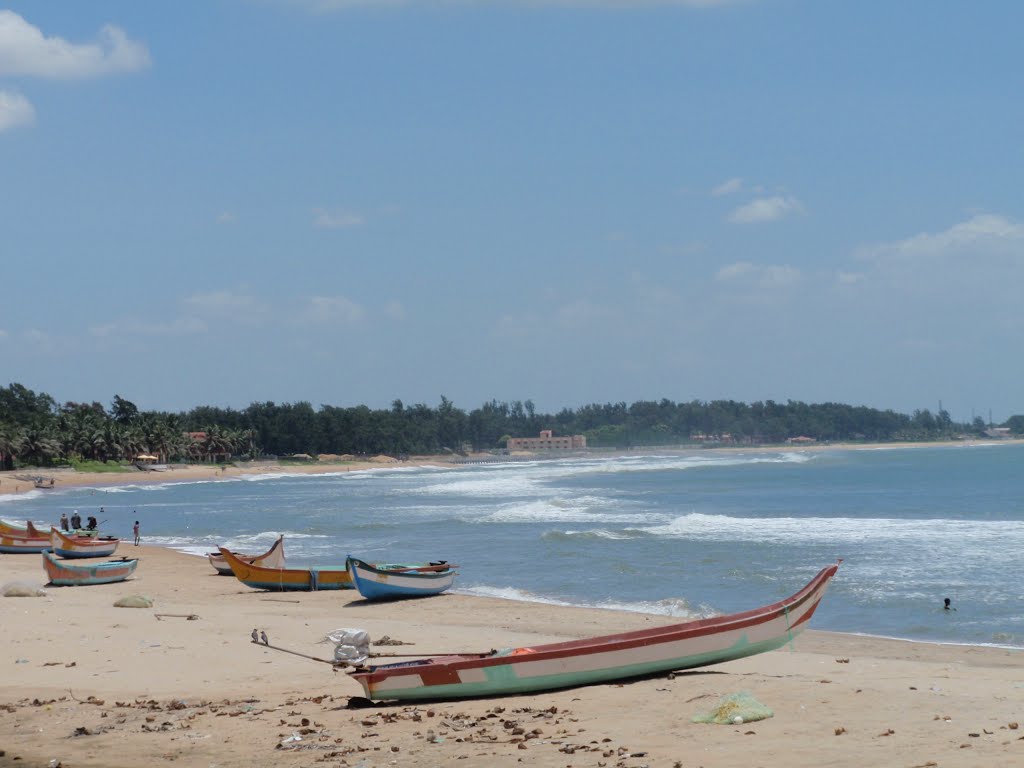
left=2, top=1, right=1023, bottom=423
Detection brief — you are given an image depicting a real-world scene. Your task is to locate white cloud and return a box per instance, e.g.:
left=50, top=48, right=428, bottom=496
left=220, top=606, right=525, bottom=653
left=556, top=299, right=618, bottom=329
left=836, top=271, right=864, bottom=285
left=216, top=212, right=237, bottom=224
left=313, top=207, right=365, bottom=229
left=711, top=177, right=742, bottom=197
left=0, top=328, right=8, bottom=339
left=183, top=291, right=268, bottom=327
left=728, top=195, right=804, bottom=224
left=0, top=11, right=151, bottom=79
left=90, top=317, right=208, bottom=337
left=857, top=214, right=1024, bottom=262
left=0, top=89, right=35, bottom=131
left=383, top=300, right=405, bottom=321
left=301, top=296, right=365, bottom=325
left=716, top=261, right=801, bottom=287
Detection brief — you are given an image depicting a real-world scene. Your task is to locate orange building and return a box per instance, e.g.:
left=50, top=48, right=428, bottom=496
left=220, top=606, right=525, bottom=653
left=507, top=430, right=587, bottom=452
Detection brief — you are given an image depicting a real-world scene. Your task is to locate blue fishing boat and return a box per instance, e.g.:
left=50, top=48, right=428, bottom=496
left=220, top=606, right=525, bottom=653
left=42, top=550, right=139, bottom=586
left=346, top=556, right=457, bottom=601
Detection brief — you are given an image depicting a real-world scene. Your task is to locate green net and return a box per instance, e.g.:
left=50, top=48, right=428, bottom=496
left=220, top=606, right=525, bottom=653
left=691, top=691, right=774, bottom=725
left=114, top=595, right=154, bottom=608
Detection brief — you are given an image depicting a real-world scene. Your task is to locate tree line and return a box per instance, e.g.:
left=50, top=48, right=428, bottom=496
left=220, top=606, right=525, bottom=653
left=0, top=382, right=1019, bottom=470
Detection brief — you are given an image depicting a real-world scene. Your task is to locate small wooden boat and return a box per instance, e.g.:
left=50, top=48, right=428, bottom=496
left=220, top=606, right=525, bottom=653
left=0, top=519, right=28, bottom=534
left=218, top=547, right=354, bottom=591
left=0, top=519, right=47, bottom=537
left=346, top=556, right=457, bottom=601
left=42, top=550, right=138, bottom=586
left=50, top=528, right=120, bottom=559
left=208, top=535, right=285, bottom=575
left=343, top=561, right=841, bottom=702
left=0, top=531, right=52, bottom=554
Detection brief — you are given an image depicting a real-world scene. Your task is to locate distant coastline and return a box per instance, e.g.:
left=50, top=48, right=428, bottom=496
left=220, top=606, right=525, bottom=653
left=3, top=438, right=1021, bottom=499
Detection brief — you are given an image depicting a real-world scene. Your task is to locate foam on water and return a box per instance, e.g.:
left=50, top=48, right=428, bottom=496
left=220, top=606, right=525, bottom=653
left=9, top=442, right=1024, bottom=647
left=460, top=584, right=714, bottom=619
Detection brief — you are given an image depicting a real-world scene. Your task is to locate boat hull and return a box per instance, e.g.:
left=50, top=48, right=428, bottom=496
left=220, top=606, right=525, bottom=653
left=347, top=562, right=840, bottom=701
left=49, top=528, right=120, bottom=558
left=0, top=533, right=51, bottom=554
left=218, top=547, right=352, bottom=591
left=347, top=557, right=456, bottom=600
left=42, top=551, right=138, bottom=586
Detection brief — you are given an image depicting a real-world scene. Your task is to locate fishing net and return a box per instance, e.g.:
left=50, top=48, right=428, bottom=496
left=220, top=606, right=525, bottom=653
left=692, top=691, right=774, bottom=725
left=114, top=595, right=154, bottom=608
left=1, top=581, right=46, bottom=597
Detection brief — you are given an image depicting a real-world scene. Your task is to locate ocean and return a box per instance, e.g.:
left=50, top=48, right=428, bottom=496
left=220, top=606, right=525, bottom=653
left=4, top=442, right=1023, bottom=649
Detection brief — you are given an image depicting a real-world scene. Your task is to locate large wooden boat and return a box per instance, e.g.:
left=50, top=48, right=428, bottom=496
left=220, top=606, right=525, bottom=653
left=346, top=556, right=457, bottom=601
left=0, top=531, right=52, bottom=554
left=344, top=561, right=841, bottom=702
left=42, top=550, right=138, bottom=586
left=49, top=528, right=120, bottom=559
left=208, top=535, right=285, bottom=575
left=218, top=547, right=354, bottom=591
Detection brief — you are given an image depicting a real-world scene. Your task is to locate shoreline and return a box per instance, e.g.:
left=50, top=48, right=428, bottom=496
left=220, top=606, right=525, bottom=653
left=3, top=438, right=1020, bottom=499
left=2, top=545, right=1022, bottom=767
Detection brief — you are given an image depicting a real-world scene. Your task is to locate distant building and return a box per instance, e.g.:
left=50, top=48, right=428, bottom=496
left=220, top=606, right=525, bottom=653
left=786, top=436, right=817, bottom=445
left=507, top=430, right=587, bottom=452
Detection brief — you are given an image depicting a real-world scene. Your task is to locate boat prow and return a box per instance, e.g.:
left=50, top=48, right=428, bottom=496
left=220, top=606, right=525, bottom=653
left=208, top=535, right=285, bottom=574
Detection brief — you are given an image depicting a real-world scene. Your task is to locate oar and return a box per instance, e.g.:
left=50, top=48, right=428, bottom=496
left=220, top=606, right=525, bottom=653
left=250, top=637, right=338, bottom=666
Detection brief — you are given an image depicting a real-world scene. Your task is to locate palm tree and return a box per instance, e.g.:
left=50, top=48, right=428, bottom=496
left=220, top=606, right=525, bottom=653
left=20, top=428, right=62, bottom=467
left=0, top=424, right=26, bottom=471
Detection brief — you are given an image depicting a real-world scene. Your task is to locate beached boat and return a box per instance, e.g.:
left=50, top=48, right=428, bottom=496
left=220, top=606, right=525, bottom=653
left=0, top=531, right=52, bottom=554
left=49, top=528, right=120, bottom=558
left=342, top=561, right=841, bottom=702
left=346, top=556, right=457, bottom=601
left=218, top=547, right=354, bottom=591
left=41, top=550, right=138, bottom=586
left=0, top=519, right=47, bottom=537
left=0, top=519, right=29, bottom=534
left=208, top=535, right=285, bottom=575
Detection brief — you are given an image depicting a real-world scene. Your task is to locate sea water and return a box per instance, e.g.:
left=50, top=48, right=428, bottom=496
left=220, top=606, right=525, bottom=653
left=5, top=442, right=1023, bottom=648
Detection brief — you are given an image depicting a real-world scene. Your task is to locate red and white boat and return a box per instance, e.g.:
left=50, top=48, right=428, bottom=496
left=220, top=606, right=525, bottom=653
left=50, top=528, right=120, bottom=559
left=342, top=561, right=841, bottom=702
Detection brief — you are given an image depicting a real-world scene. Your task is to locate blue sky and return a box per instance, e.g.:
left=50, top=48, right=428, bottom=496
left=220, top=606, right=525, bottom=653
left=2, top=1, right=1022, bottom=423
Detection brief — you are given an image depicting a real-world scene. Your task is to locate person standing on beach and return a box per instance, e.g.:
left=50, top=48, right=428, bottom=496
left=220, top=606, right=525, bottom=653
left=133, top=520, right=140, bottom=546
left=70, top=510, right=81, bottom=530
left=59, top=512, right=69, bottom=531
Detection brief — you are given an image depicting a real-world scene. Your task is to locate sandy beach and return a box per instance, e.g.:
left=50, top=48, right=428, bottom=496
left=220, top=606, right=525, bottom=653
left=3, top=443, right=1024, bottom=767
left=1, top=544, right=1022, bottom=768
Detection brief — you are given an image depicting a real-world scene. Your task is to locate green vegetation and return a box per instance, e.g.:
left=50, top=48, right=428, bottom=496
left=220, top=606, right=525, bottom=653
left=69, top=459, right=135, bottom=473
left=0, top=382, right=1020, bottom=470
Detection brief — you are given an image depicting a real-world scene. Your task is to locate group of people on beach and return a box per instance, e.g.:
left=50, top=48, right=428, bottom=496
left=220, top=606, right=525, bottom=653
left=56, top=507, right=139, bottom=544
left=59, top=510, right=97, bottom=531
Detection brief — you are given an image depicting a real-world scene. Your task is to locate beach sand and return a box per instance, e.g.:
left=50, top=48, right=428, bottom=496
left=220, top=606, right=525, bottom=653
left=2, top=545, right=1022, bottom=768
